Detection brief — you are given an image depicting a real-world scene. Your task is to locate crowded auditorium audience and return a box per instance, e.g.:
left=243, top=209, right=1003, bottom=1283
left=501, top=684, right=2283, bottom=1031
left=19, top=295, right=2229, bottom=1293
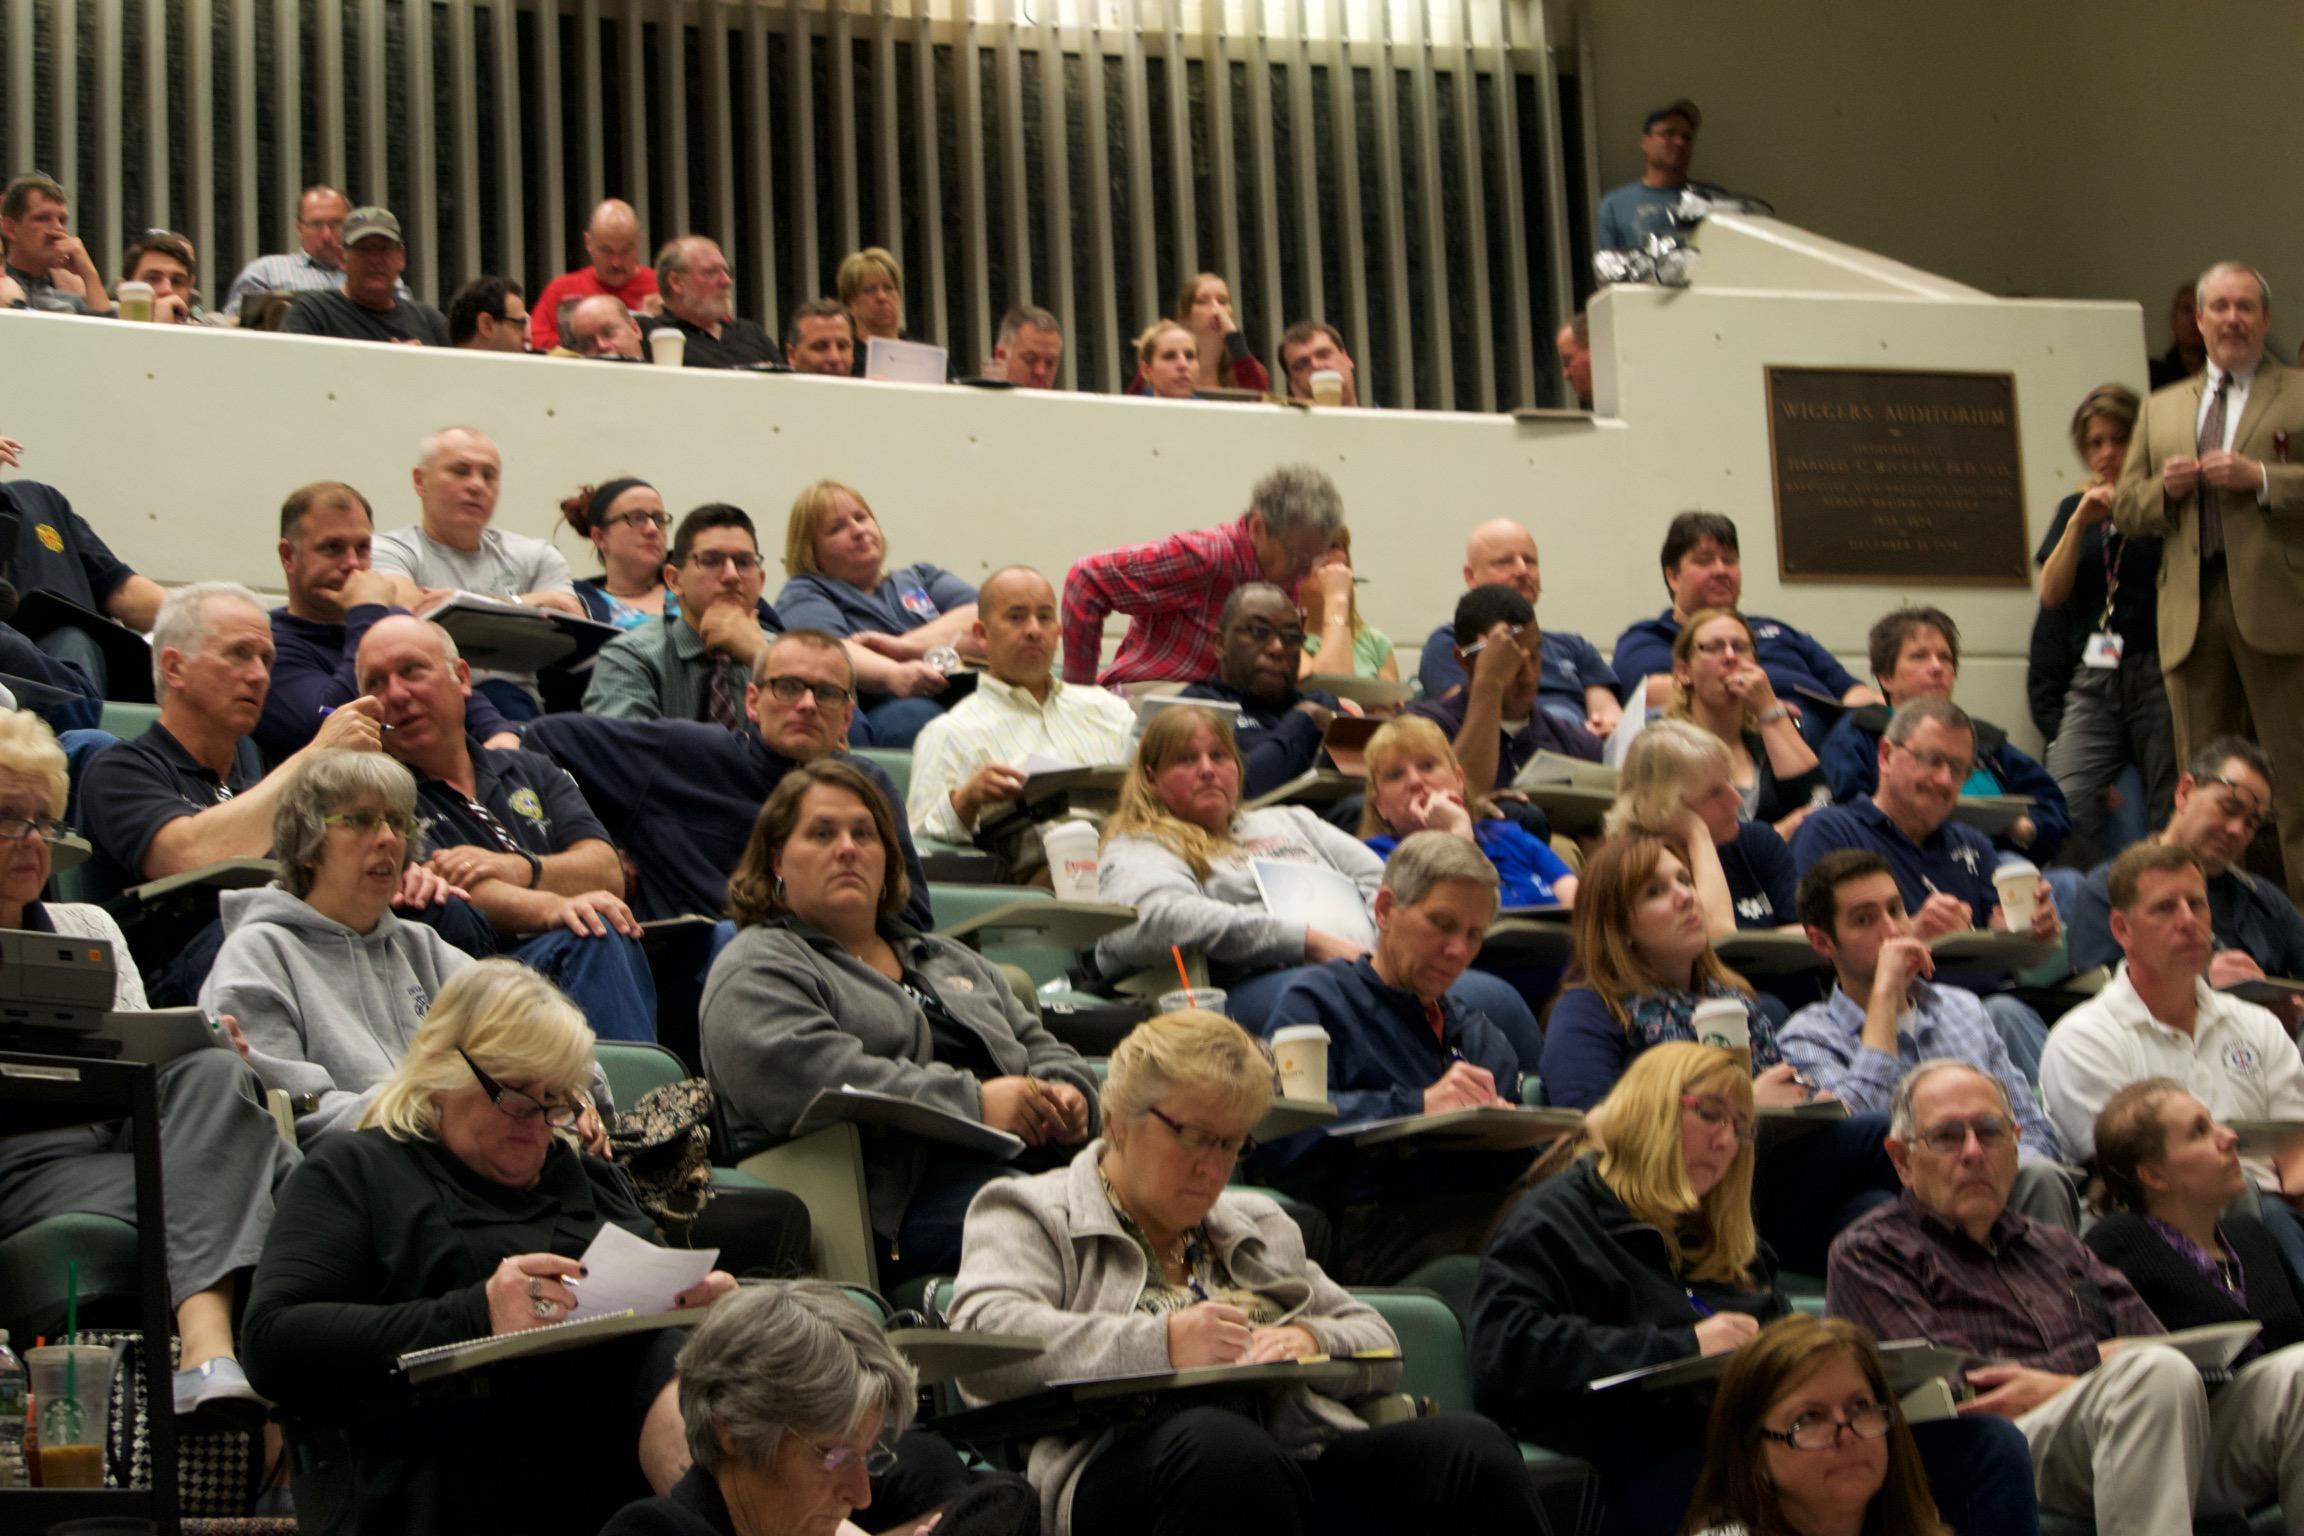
left=14, top=142, right=2304, bottom=1536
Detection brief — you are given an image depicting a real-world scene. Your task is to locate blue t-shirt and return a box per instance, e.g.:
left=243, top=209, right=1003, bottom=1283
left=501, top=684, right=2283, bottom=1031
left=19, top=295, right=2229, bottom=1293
left=1366, top=819, right=1573, bottom=909
left=1790, top=797, right=1999, bottom=926
left=775, top=562, right=977, bottom=640
left=1594, top=179, right=1728, bottom=253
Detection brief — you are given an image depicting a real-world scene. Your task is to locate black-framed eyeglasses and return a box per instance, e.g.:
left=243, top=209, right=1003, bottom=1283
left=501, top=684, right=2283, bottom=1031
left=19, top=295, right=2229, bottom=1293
left=812, top=1438, right=900, bottom=1477
left=1759, top=1399, right=1894, bottom=1451
left=1147, top=1104, right=1255, bottom=1161
left=1680, top=1094, right=1757, bottom=1146
left=685, top=549, right=763, bottom=573
left=0, top=815, right=68, bottom=844
left=1916, top=1114, right=2014, bottom=1156
left=1236, top=619, right=1308, bottom=651
left=323, top=808, right=420, bottom=839
left=605, top=509, right=674, bottom=530
left=759, top=675, right=853, bottom=708
left=457, top=1047, right=582, bottom=1129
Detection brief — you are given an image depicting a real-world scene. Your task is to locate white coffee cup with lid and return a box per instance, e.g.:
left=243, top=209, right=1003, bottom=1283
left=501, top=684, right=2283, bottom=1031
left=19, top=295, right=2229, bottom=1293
left=1271, top=1024, right=1332, bottom=1102
left=1690, top=997, right=1752, bottom=1074
left=649, top=329, right=686, bottom=368
left=1309, top=369, right=1345, bottom=406
left=1993, top=858, right=2041, bottom=931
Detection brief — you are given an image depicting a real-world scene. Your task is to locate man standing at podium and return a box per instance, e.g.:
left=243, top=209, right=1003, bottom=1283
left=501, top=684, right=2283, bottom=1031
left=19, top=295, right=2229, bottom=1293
left=2114, top=261, right=2304, bottom=901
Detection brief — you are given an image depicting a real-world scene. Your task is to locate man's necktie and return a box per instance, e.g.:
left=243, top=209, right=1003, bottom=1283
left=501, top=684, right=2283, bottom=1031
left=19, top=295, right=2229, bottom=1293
left=706, top=658, right=741, bottom=728
left=2198, top=372, right=2228, bottom=563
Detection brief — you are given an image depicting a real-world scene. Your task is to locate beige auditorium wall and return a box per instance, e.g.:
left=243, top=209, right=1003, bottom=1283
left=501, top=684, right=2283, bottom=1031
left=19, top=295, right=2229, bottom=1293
left=1577, top=0, right=2304, bottom=356
left=0, top=235, right=2134, bottom=753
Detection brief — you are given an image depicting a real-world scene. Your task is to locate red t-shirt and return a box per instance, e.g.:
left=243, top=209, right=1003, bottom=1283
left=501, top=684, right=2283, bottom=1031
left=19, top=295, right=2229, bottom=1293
left=529, top=266, right=661, bottom=351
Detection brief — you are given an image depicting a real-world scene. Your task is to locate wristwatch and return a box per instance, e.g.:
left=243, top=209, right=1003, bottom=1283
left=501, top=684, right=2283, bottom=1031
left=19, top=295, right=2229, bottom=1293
left=1755, top=706, right=1790, bottom=725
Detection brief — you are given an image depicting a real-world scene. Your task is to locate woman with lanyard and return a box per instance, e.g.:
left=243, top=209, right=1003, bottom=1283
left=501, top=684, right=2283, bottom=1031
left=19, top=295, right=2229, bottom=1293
left=2035, top=383, right=2177, bottom=863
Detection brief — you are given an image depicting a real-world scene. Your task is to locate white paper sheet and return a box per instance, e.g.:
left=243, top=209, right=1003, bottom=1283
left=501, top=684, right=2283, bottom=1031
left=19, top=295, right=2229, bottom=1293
left=864, top=336, right=951, bottom=383
left=1252, top=859, right=1378, bottom=951
left=574, top=1220, right=720, bottom=1318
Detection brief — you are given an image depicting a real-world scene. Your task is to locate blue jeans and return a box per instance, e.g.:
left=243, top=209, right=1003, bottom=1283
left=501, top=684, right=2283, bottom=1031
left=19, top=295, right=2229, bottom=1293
left=860, top=694, right=944, bottom=749
left=1983, top=993, right=2051, bottom=1088
left=512, top=928, right=658, bottom=1042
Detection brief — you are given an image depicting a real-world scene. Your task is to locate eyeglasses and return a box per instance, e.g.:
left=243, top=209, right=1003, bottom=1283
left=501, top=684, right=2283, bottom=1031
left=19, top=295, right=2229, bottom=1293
left=2195, top=775, right=2273, bottom=832
left=1760, top=1399, right=1894, bottom=1451
left=1680, top=1094, right=1756, bottom=1146
left=1890, top=741, right=1975, bottom=780
left=323, top=808, right=419, bottom=838
left=1915, top=1114, right=2014, bottom=1156
left=1237, top=620, right=1308, bottom=650
left=457, top=1047, right=582, bottom=1129
left=1691, top=637, right=1756, bottom=659
left=0, top=815, right=68, bottom=844
left=605, top=510, right=674, bottom=530
left=813, top=1439, right=900, bottom=1477
left=685, top=549, right=763, bottom=573
left=1147, top=1104, right=1256, bottom=1161
left=759, top=675, right=853, bottom=708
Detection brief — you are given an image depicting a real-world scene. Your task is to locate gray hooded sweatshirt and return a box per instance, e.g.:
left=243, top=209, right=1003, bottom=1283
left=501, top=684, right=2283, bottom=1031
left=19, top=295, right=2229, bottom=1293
left=199, top=885, right=471, bottom=1143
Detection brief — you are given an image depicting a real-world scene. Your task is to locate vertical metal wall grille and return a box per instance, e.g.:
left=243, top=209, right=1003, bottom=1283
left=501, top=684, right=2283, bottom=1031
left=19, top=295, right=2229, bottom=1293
left=0, top=0, right=1573, bottom=407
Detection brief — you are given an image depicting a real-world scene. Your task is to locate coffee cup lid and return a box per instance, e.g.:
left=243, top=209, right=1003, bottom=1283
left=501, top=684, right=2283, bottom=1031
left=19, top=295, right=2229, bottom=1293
left=1271, top=1024, right=1331, bottom=1045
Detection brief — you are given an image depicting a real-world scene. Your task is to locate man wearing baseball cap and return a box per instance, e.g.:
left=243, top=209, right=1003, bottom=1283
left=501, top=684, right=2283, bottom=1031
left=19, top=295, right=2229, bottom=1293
left=1595, top=98, right=1726, bottom=255
left=279, top=206, right=448, bottom=346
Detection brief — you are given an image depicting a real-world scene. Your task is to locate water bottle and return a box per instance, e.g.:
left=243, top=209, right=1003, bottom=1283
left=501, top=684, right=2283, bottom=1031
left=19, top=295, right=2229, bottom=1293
left=0, top=1328, right=25, bottom=1488
left=924, top=644, right=961, bottom=676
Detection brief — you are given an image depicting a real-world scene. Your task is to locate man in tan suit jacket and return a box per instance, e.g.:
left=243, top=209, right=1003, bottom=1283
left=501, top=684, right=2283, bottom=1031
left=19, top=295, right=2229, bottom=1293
left=2114, top=260, right=2304, bottom=900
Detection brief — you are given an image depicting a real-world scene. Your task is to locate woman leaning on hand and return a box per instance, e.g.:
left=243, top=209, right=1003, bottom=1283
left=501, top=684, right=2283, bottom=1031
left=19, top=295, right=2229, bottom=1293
left=240, top=959, right=736, bottom=1535
left=950, top=1010, right=1544, bottom=1536
left=701, top=759, right=1098, bottom=1285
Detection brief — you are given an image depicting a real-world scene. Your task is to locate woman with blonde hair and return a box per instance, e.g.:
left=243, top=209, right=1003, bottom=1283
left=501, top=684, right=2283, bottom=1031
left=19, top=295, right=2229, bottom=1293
left=1682, top=1316, right=1954, bottom=1536
left=1473, top=1043, right=1782, bottom=1530
left=836, top=246, right=906, bottom=347
left=952, top=1009, right=1542, bottom=1536
left=774, top=478, right=980, bottom=747
left=243, top=958, right=738, bottom=1533
left=1094, top=705, right=1537, bottom=1044
left=1134, top=320, right=1200, bottom=399
left=1358, top=714, right=1575, bottom=909
left=1608, top=718, right=1798, bottom=932
left=1295, top=528, right=1397, bottom=682
left=1667, top=607, right=1824, bottom=840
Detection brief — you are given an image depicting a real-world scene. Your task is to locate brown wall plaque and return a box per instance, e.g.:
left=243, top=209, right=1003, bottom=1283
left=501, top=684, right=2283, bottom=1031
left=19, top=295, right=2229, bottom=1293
left=1766, top=367, right=2029, bottom=585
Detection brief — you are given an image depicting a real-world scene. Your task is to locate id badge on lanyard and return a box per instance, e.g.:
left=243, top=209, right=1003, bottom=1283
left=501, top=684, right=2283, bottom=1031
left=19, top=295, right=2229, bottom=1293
left=2083, top=533, right=2125, bottom=669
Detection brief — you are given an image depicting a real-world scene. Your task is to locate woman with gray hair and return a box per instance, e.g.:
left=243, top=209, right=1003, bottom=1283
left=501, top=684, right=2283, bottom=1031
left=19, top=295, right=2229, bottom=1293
left=199, top=749, right=488, bottom=1143
left=950, top=1009, right=1543, bottom=1536
left=242, top=958, right=738, bottom=1535
left=603, top=1279, right=1039, bottom=1536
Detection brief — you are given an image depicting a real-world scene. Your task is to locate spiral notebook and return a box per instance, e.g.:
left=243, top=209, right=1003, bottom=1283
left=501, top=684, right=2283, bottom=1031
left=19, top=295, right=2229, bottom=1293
left=396, top=1306, right=707, bottom=1383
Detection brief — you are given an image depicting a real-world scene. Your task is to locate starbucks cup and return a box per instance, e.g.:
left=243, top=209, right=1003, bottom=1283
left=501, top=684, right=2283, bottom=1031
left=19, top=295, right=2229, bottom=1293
left=116, top=280, right=154, bottom=322
left=28, top=1343, right=117, bottom=1489
left=1270, top=1024, right=1333, bottom=1102
left=648, top=328, right=686, bottom=368
left=1993, top=858, right=2041, bottom=931
left=1039, top=820, right=1100, bottom=901
left=1309, top=369, right=1345, bottom=406
left=1690, top=998, right=1752, bottom=1076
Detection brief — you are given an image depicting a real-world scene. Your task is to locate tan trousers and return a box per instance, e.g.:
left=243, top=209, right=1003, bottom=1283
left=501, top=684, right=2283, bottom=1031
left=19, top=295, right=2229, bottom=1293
left=2017, top=1340, right=2304, bottom=1534
left=2162, top=572, right=2304, bottom=905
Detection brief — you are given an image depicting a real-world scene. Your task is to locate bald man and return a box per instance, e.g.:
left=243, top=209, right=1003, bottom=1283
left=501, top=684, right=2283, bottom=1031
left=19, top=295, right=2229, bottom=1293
left=529, top=198, right=661, bottom=352
left=906, top=565, right=1136, bottom=844
left=1416, top=520, right=1623, bottom=735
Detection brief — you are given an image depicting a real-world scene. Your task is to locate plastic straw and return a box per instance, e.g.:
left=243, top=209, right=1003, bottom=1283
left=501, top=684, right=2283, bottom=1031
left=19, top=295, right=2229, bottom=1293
left=60, top=1259, right=80, bottom=1439
left=1171, top=945, right=1193, bottom=997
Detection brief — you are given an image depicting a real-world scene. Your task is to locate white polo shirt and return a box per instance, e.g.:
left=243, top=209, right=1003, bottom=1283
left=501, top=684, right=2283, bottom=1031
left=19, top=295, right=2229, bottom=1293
left=2041, top=962, right=2304, bottom=1188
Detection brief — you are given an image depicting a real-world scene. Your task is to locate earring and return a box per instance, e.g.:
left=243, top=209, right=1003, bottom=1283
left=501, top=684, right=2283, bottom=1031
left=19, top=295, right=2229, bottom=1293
left=772, top=875, right=787, bottom=905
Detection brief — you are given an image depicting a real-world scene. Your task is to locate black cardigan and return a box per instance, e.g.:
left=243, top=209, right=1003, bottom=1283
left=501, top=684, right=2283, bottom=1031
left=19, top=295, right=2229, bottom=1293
left=2084, top=1210, right=2304, bottom=1354
left=1468, top=1157, right=1785, bottom=1464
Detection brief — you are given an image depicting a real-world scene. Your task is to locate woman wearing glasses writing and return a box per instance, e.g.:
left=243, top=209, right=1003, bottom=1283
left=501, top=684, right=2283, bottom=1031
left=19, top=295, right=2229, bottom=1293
left=950, top=1010, right=1543, bottom=1536
left=242, top=958, right=737, bottom=1534
left=773, top=480, right=982, bottom=747
left=702, top=760, right=1098, bottom=1284
left=1683, top=1315, right=1952, bottom=1536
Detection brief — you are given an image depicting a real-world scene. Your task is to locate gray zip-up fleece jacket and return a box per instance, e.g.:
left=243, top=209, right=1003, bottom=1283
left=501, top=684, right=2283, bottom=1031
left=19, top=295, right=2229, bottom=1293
left=199, top=886, right=471, bottom=1142
left=951, top=1143, right=1401, bottom=1536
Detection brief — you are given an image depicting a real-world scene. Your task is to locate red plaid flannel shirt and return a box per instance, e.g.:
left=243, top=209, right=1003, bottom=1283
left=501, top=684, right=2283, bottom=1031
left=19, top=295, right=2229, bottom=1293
left=1060, top=517, right=1262, bottom=685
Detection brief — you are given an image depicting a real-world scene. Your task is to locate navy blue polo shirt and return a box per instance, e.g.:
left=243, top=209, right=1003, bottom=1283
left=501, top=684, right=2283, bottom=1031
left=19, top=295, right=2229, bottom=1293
left=77, top=722, right=265, bottom=901
left=1790, top=796, right=1999, bottom=926
left=1416, top=623, right=1620, bottom=711
left=519, top=714, right=932, bottom=929
left=1721, top=820, right=1800, bottom=930
left=1612, top=608, right=1863, bottom=704
left=411, top=739, right=613, bottom=858
left=3, top=480, right=135, bottom=613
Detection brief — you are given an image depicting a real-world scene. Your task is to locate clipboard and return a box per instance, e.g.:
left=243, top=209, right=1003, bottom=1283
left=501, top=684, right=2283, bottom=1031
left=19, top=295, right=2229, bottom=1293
left=1339, top=1104, right=1583, bottom=1150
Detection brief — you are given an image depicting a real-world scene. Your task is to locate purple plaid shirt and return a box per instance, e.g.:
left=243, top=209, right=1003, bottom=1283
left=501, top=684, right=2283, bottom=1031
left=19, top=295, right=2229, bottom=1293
left=1827, top=1190, right=2164, bottom=1377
